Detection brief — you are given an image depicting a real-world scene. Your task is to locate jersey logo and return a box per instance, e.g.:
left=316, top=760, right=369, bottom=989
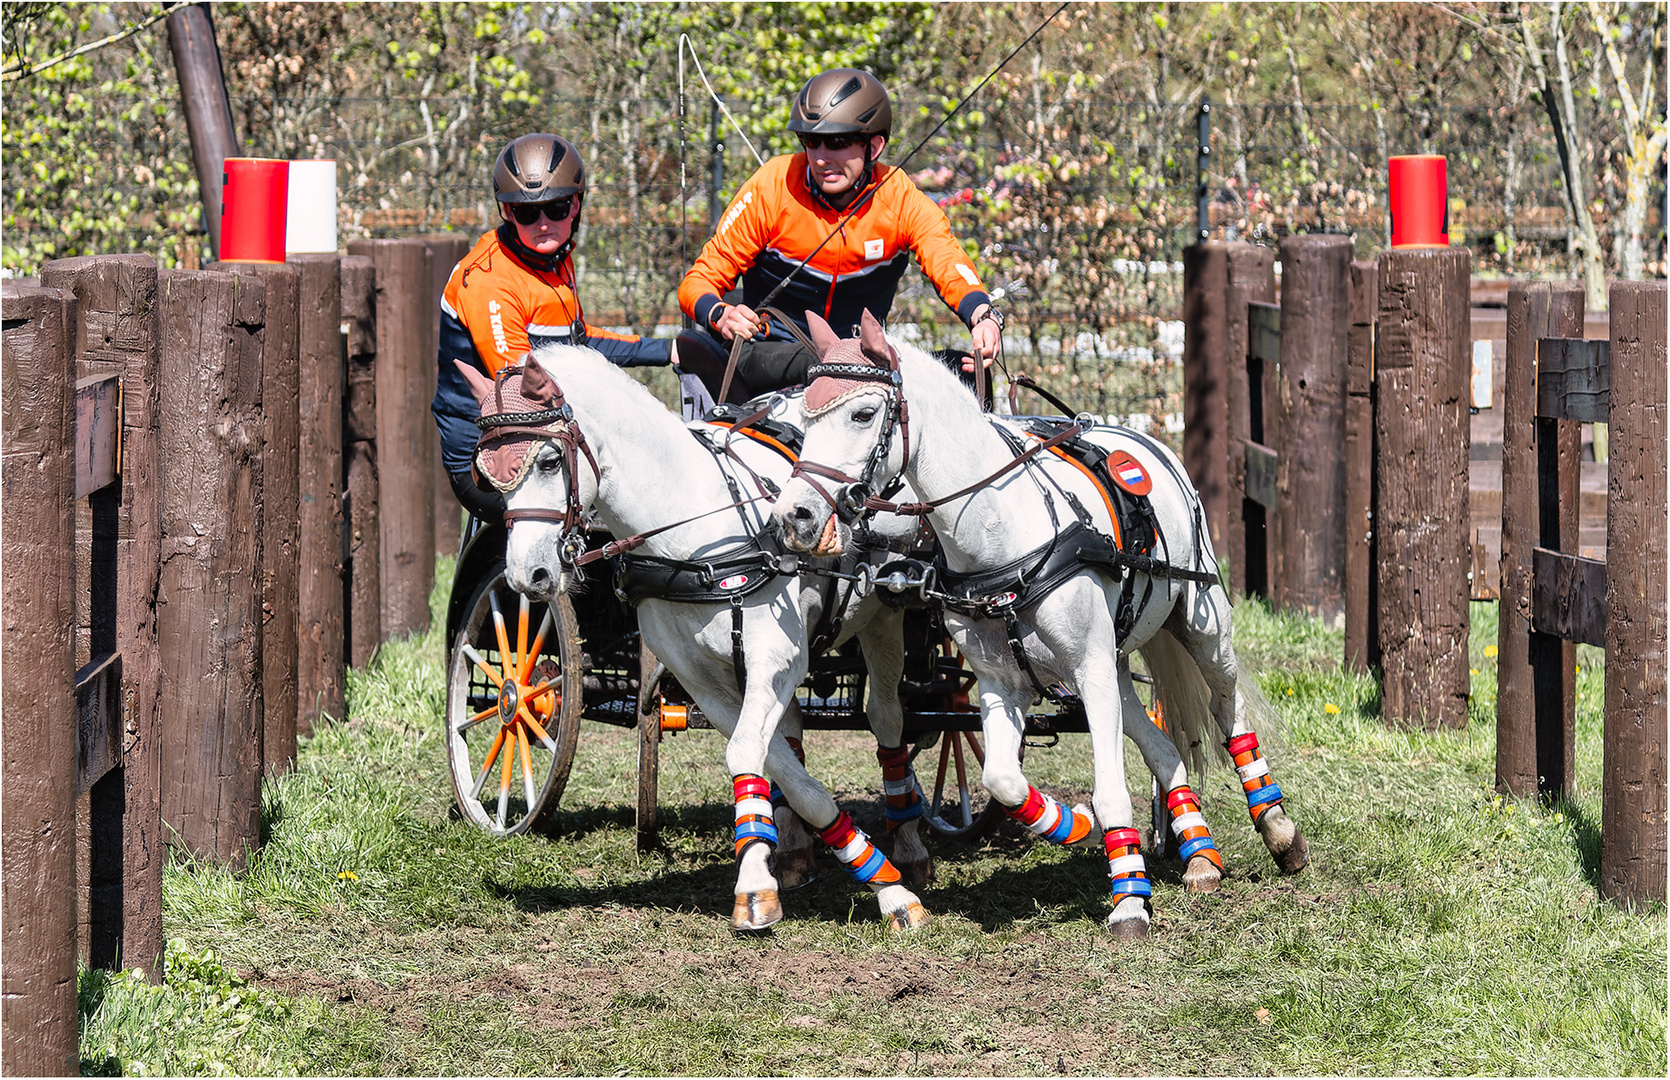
left=864, top=238, right=885, bottom=261
left=719, top=190, right=754, bottom=236
left=1108, top=450, right=1153, bottom=496
left=487, top=299, right=509, bottom=357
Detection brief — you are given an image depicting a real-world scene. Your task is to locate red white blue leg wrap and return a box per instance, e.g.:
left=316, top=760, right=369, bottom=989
left=1226, top=732, right=1284, bottom=823
left=1166, top=785, right=1224, bottom=868
left=1004, top=785, right=1093, bottom=845
left=816, top=811, right=901, bottom=885
left=876, top=744, right=924, bottom=830
left=733, top=774, right=777, bottom=857
left=1104, top=827, right=1152, bottom=905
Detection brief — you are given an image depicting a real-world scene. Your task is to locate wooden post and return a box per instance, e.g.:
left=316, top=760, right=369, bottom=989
left=230, top=263, right=301, bottom=776
left=1, top=283, right=81, bottom=1077
left=1601, top=279, right=1667, bottom=907
left=1374, top=247, right=1471, bottom=730
left=156, top=269, right=266, bottom=866
left=1223, top=245, right=1276, bottom=599
left=1345, top=260, right=1379, bottom=671
left=1183, top=241, right=1232, bottom=550
left=421, top=234, right=472, bottom=559
left=346, top=239, right=436, bottom=640
left=341, top=255, right=382, bottom=667
left=164, top=5, right=237, bottom=258
left=39, top=254, right=165, bottom=981
left=1496, top=283, right=1585, bottom=795
left=290, top=254, right=345, bottom=732
left=1274, top=234, right=1352, bottom=626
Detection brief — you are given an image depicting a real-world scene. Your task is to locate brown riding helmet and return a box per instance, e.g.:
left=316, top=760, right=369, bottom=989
left=787, top=68, right=891, bottom=139
left=492, top=133, right=585, bottom=204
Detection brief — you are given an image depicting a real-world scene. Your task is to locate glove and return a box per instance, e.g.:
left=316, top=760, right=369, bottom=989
left=448, top=469, right=506, bottom=527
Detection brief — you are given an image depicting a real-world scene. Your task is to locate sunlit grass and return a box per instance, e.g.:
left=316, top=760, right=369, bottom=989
left=80, top=572, right=1666, bottom=1076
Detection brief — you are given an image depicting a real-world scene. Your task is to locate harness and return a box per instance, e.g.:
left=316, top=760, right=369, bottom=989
left=792, top=339, right=1221, bottom=703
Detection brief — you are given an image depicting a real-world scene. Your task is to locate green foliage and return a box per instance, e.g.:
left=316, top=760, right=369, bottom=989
left=78, top=940, right=323, bottom=1076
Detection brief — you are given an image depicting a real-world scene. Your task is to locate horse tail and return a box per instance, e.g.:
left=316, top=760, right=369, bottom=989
left=1138, top=628, right=1218, bottom=781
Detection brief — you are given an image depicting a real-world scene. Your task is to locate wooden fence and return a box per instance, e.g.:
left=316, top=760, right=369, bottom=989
left=1186, top=241, right=1666, bottom=908
left=1, top=236, right=464, bottom=1069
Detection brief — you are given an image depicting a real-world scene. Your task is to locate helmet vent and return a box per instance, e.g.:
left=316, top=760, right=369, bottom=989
left=505, top=151, right=522, bottom=178
left=856, top=106, right=878, bottom=124
left=547, top=141, right=563, bottom=173
left=829, top=75, right=863, bottom=107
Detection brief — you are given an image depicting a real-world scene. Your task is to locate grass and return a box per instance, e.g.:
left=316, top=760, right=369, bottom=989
left=78, top=561, right=1666, bottom=1076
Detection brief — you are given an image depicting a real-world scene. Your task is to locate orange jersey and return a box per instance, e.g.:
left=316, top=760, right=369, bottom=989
left=677, top=154, right=989, bottom=338
left=434, top=226, right=668, bottom=473
left=441, top=227, right=648, bottom=375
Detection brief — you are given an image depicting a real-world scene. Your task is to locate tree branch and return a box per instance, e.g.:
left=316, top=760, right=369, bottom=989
left=0, top=1, right=189, bottom=82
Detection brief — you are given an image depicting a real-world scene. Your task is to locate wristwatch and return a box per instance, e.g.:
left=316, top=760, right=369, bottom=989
left=708, top=303, right=729, bottom=332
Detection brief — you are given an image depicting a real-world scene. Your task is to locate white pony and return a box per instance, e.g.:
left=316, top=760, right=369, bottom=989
left=773, top=311, right=1308, bottom=939
left=453, top=344, right=933, bottom=933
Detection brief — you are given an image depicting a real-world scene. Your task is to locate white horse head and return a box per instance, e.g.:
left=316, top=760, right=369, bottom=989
left=776, top=309, right=925, bottom=558
left=454, top=350, right=600, bottom=600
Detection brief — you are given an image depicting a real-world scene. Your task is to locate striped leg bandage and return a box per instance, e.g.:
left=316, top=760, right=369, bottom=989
left=1104, top=827, right=1152, bottom=905
left=876, top=744, right=924, bottom=831
left=1226, top=732, right=1284, bottom=823
left=1004, top=785, right=1094, bottom=845
left=733, top=774, right=777, bottom=857
left=816, top=811, right=901, bottom=885
left=1166, top=785, right=1223, bottom=868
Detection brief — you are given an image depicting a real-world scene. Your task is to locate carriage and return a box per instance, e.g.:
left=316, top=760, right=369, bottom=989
left=442, top=515, right=1106, bottom=846
left=438, top=449, right=1167, bottom=849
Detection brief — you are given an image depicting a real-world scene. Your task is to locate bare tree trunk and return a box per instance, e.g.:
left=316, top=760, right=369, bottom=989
left=1587, top=0, right=1668, bottom=281
left=1521, top=1, right=1609, bottom=308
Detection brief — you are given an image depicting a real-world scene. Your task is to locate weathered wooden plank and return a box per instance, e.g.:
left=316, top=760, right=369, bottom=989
left=1244, top=440, right=1279, bottom=511
left=1375, top=247, right=1472, bottom=731
left=1345, top=259, right=1379, bottom=671
left=1536, top=337, right=1610, bottom=423
left=1224, top=245, right=1276, bottom=600
left=1602, top=278, right=1668, bottom=907
left=1531, top=546, right=1607, bottom=647
left=1248, top=301, right=1281, bottom=365
left=75, top=373, right=121, bottom=499
left=1496, top=282, right=1585, bottom=800
left=1273, top=234, right=1351, bottom=626
left=75, top=652, right=124, bottom=795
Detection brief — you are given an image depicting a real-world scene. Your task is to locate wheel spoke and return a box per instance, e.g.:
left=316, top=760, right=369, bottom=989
left=497, top=727, right=516, bottom=830
left=458, top=704, right=499, bottom=733
left=519, top=607, right=555, bottom=683
left=519, top=705, right=558, bottom=752
left=517, top=722, right=537, bottom=809
left=517, top=594, right=530, bottom=675
left=461, top=643, right=504, bottom=689
left=489, top=594, right=515, bottom=684
left=952, top=732, right=972, bottom=826
left=471, top=727, right=508, bottom=800
left=932, top=736, right=952, bottom=816
left=966, top=731, right=986, bottom=768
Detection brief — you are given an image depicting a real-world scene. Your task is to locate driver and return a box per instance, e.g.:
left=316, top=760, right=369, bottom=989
left=674, top=67, right=1002, bottom=405
left=433, top=132, right=672, bottom=523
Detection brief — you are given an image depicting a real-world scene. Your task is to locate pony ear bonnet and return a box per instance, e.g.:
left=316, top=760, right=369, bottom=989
left=518, top=354, right=559, bottom=405
left=454, top=359, right=496, bottom=407
left=858, top=308, right=895, bottom=368
left=805, top=310, right=841, bottom=359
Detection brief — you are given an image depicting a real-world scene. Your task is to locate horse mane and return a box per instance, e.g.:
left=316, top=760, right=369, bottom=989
left=526, top=341, right=689, bottom=442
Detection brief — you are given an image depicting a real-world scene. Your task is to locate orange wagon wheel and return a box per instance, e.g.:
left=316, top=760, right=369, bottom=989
left=445, top=563, right=584, bottom=836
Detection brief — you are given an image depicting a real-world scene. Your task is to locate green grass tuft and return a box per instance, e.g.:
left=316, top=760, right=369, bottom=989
left=79, top=574, right=1666, bottom=1076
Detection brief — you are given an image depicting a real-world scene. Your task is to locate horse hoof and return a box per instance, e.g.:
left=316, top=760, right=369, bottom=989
left=1258, top=808, right=1309, bottom=874
left=884, top=902, right=931, bottom=933
left=896, top=857, right=935, bottom=888
left=1181, top=853, right=1222, bottom=894
left=731, top=890, right=783, bottom=933
left=775, top=850, right=818, bottom=892
left=1104, top=914, right=1150, bottom=941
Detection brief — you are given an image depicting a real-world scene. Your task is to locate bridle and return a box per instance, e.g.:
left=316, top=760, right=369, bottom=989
left=475, top=365, right=600, bottom=567
left=792, top=344, right=1084, bottom=526
left=789, top=345, right=911, bottom=528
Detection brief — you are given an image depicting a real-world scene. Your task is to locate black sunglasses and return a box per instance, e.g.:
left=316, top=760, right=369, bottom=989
left=798, top=133, right=863, bottom=153
left=508, top=197, right=575, bottom=226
